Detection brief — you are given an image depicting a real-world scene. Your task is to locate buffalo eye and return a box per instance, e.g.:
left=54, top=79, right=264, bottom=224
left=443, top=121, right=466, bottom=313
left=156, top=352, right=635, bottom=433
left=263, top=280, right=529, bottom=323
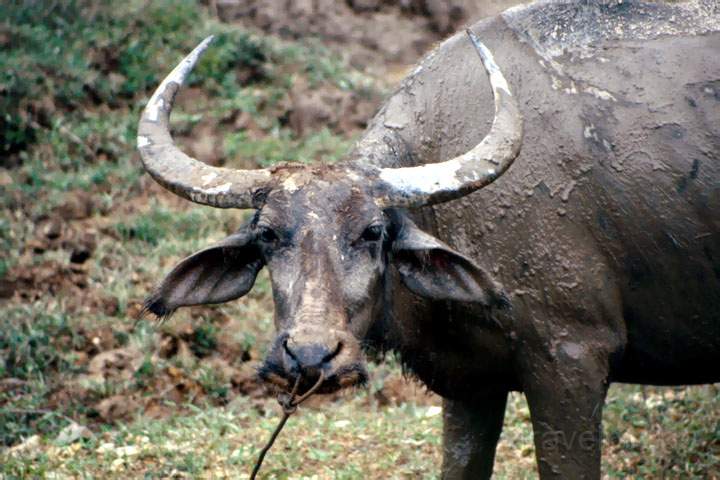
left=360, top=224, right=384, bottom=243
left=257, top=226, right=279, bottom=244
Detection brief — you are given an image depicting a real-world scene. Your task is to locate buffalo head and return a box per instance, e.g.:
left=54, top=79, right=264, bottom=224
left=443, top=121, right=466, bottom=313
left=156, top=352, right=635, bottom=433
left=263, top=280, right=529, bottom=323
left=137, top=31, right=522, bottom=394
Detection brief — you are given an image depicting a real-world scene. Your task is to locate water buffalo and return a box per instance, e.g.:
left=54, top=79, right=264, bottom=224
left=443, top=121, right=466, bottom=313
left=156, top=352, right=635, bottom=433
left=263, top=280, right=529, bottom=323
left=136, top=1, right=720, bottom=478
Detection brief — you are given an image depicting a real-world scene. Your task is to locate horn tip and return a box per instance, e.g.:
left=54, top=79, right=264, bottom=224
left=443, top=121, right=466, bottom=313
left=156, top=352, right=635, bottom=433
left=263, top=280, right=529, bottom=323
left=465, top=29, right=479, bottom=44
left=465, top=29, right=489, bottom=61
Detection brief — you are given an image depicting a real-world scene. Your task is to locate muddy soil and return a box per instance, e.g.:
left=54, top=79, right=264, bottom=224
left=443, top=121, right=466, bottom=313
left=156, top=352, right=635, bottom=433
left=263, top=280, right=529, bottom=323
left=214, top=0, right=526, bottom=73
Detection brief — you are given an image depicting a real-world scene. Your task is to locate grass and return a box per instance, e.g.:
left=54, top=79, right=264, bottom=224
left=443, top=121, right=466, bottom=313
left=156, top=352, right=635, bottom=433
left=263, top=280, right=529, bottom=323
left=224, top=127, right=354, bottom=167
left=3, top=399, right=433, bottom=477
left=1, top=0, right=719, bottom=478
left=2, top=384, right=719, bottom=478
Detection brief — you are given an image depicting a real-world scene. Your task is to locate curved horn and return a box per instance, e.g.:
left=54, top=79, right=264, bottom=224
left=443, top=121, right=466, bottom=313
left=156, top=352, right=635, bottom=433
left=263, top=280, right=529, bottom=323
left=373, top=30, right=523, bottom=207
left=137, top=36, right=272, bottom=208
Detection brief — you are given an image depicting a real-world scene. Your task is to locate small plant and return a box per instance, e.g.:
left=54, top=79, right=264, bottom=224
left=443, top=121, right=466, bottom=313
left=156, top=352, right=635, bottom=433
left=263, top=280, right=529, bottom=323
left=197, top=366, right=229, bottom=403
left=0, top=258, right=8, bottom=279
left=133, top=356, right=155, bottom=388
left=0, top=309, right=76, bottom=380
left=0, top=307, right=88, bottom=446
left=190, top=323, right=218, bottom=358
left=115, top=207, right=173, bottom=246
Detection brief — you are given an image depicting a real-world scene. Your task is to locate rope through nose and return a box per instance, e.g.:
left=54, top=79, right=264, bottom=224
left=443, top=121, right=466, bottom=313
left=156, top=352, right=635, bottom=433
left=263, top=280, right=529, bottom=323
left=250, top=372, right=325, bottom=479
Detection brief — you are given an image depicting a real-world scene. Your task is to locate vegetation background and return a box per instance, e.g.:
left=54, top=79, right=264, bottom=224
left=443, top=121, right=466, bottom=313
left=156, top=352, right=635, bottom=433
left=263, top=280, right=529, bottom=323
left=1, top=0, right=718, bottom=477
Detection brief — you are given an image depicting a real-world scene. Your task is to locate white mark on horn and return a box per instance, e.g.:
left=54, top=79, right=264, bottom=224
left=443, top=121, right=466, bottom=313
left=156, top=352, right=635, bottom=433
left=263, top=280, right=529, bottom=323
left=467, top=31, right=511, bottom=95
left=137, top=136, right=150, bottom=148
left=146, top=98, right=164, bottom=122
left=490, top=72, right=511, bottom=96
left=205, top=182, right=232, bottom=194
left=283, top=176, right=299, bottom=193
left=380, top=160, right=463, bottom=195
left=201, top=172, right=218, bottom=186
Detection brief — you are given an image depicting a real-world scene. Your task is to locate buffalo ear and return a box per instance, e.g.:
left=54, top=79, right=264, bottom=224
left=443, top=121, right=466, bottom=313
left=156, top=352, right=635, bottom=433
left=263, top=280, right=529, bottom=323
left=144, top=230, right=263, bottom=318
left=390, top=215, right=506, bottom=307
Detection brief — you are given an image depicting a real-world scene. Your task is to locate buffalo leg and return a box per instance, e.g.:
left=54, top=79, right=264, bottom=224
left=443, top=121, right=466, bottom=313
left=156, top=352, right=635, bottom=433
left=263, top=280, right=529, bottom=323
left=522, top=352, right=609, bottom=479
left=441, top=391, right=508, bottom=479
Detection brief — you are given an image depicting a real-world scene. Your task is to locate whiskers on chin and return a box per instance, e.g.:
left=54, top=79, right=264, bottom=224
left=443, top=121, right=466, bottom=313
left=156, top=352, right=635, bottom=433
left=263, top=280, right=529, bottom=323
left=257, top=360, right=368, bottom=394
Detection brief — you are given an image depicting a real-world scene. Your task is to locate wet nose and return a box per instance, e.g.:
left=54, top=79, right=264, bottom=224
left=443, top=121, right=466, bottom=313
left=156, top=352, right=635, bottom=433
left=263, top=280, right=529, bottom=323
left=283, top=339, right=342, bottom=379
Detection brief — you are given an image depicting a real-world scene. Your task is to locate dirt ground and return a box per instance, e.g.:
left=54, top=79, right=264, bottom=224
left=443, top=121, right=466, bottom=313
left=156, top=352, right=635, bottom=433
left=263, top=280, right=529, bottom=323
left=214, top=0, right=526, bottom=72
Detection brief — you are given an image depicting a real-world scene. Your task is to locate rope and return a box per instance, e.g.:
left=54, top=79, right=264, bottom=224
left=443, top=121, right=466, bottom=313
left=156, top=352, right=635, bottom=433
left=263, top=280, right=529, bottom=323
left=250, top=372, right=325, bottom=479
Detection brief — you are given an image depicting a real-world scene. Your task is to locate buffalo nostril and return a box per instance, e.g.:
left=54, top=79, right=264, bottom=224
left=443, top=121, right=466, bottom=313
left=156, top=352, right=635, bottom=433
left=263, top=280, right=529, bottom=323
left=322, top=342, right=343, bottom=363
left=283, top=341, right=342, bottom=375
left=283, top=339, right=296, bottom=360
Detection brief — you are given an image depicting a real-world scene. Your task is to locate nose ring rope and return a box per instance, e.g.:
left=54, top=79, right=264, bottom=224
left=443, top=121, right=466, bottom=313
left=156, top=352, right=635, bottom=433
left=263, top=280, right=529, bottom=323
left=250, top=372, right=326, bottom=479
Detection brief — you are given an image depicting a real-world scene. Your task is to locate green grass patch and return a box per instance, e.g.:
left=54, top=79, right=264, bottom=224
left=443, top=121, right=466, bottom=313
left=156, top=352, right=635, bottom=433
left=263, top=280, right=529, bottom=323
left=0, top=307, right=80, bottom=380
left=225, top=127, right=354, bottom=167
left=2, top=385, right=719, bottom=478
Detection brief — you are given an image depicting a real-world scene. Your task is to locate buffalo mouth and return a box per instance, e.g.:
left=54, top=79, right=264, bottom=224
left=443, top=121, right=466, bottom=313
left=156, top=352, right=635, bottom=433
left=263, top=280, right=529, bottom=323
left=257, top=360, right=368, bottom=395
